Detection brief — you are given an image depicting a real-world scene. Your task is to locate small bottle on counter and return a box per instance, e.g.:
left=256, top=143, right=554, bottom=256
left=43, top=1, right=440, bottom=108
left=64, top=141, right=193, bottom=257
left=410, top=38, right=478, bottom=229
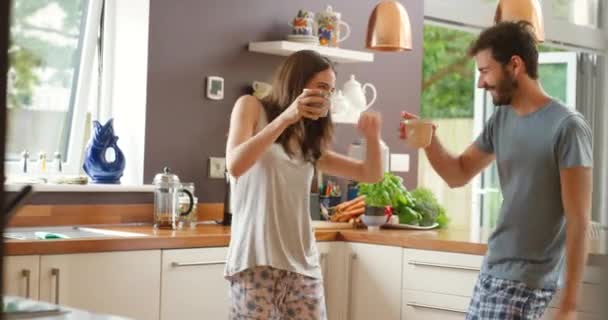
left=38, top=152, right=47, bottom=177
left=53, top=152, right=62, bottom=174
left=20, top=150, right=30, bottom=175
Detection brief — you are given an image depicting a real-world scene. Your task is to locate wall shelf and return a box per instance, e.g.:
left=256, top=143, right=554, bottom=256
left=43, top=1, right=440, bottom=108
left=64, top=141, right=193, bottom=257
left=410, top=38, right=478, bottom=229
left=248, top=41, right=374, bottom=63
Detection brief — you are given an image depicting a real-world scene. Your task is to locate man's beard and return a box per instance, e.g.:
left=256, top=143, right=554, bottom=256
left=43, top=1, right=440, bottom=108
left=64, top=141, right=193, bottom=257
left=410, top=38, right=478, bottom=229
left=487, top=70, right=518, bottom=106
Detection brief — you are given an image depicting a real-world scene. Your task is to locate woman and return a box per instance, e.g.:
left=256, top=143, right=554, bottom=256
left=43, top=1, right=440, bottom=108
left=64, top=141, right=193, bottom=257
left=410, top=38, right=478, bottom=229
left=225, top=50, right=383, bottom=319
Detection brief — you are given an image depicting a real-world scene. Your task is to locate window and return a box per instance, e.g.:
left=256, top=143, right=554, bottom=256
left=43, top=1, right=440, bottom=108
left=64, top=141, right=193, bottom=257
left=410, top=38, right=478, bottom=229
left=551, top=0, right=601, bottom=29
left=418, top=23, right=477, bottom=229
left=6, top=0, right=101, bottom=176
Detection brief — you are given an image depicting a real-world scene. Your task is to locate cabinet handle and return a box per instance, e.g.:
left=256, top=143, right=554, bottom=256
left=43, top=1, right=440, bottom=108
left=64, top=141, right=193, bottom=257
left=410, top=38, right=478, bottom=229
left=346, top=253, right=357, bottom=320
left=21, top=269, right=31, bottom=298
left=319, top=253, right=328, bottom=302
left=407, top=302, right=467, bottom=314
left=171, top=260, right=226, bottom=267
left=51, top=268, right=60, bottom=304
left=408, top=260, right=480, bottom=271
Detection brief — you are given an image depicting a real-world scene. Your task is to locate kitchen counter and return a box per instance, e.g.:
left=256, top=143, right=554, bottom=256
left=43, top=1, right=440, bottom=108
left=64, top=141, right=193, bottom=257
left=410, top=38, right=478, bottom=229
left=3, top=295, right=131, bottom=319
left=5, top=223, right=607, bottom=261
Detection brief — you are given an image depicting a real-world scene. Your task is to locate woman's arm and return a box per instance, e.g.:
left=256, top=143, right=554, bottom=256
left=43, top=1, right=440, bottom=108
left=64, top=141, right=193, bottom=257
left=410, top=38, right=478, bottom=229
left=226, top=91, right=329, bottom=178
left=317, top=111, right=383, bottom=183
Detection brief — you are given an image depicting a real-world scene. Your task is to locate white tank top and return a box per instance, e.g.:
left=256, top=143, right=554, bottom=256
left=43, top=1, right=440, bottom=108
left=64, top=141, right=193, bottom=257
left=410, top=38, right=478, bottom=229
left=224, top=105, right=321, bottom=279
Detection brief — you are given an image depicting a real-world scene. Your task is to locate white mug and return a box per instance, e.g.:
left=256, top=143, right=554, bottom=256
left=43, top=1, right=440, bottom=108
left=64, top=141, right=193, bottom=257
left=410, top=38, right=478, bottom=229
left=402, top=119, right=434, bottom=149
left=252, top=81, right=272, bottom=99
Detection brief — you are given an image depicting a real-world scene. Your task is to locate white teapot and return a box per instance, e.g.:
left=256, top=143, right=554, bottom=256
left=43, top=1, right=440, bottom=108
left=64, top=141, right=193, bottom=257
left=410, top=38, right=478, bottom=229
left=342, top=75, right=377, bottom=113
left=331, top=90, right=364, bottom=123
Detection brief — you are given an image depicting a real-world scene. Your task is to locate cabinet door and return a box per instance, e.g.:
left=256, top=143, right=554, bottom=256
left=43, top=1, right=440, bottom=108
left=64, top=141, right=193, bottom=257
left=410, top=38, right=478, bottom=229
left=4, top=255, right=40, bottom=299
left=348, top=243, right=402, bottom=320
left=40, top=250, right=161, bottom=320
left=317, top=242, right=346, bottom=320
left=160, top=247, right=229, bottom=320
left=402, top=290, right=470, bottom=320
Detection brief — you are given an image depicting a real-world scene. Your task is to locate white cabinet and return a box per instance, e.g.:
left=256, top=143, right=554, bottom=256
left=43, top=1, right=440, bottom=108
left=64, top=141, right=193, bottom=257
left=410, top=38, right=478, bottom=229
left=403, top=249, right=483, bottom=297
left=401, top=248, right=482, bottom=320
left=401, top=249, right=604, bottom=320
left=316, top=242, right=346, bottom=320
left=347, top=243, right=402, bottom=320
left=4, top=255, right=40, bottom=299
left=39, top=250, right=161, bottom=320
left=160, top=247, right=229, bottom=320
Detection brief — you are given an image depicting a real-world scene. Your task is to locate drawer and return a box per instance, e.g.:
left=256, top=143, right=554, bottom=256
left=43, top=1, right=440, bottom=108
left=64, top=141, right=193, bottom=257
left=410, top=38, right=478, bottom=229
left=548, top=265, right=602, bottom=314
left=549, top=283, right=602, bottom=314
left=402, top=290, right=470, bottom=320
left=542, top=309, right=602, bottom=320
left=403, top=249, right=483, bottom=296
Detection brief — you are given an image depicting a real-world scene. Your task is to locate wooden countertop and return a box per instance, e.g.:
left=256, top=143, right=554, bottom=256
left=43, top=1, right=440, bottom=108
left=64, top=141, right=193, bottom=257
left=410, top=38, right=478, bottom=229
left=5, top=223, right=606, bottom=259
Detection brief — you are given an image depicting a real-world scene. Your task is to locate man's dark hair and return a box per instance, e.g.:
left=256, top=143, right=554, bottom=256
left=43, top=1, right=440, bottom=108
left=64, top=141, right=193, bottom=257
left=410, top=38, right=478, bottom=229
left=468, top=21, right=539, bottom=79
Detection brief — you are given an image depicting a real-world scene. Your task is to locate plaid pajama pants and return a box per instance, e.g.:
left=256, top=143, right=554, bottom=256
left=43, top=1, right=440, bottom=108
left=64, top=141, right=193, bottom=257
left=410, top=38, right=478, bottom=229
left=465, top=274, right=556, bottom=320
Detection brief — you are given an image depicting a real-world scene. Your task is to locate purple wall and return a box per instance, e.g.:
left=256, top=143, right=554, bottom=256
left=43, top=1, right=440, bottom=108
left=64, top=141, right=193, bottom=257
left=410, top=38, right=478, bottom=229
left=144, top=0, right=423, bottom=202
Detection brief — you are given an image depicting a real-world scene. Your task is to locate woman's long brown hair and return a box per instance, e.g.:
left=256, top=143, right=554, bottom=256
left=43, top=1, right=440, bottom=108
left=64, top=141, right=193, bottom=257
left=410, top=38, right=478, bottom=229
left=261, top=50, right=335, bottom=163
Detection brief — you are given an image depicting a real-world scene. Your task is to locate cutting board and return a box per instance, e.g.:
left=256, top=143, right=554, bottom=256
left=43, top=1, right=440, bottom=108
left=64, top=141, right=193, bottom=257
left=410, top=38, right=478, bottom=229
left=311, top=221, right=354, bottom=229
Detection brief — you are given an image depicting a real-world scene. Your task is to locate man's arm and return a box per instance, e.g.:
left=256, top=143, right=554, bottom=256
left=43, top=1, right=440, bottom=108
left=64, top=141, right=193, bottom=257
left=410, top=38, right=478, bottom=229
left=558, top=166, right=593, bottom=313
left=423, top=136, right=495, bottom=188
left=401, top=111, right=495, bottom=188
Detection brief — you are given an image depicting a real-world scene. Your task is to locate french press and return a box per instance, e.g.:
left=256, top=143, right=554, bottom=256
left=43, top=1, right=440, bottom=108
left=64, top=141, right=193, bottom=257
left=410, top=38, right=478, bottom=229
left=153, top=167, right=194, bottom=230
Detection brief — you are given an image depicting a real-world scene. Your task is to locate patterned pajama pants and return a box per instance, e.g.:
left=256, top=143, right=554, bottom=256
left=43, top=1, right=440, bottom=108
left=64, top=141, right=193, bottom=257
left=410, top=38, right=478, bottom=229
left=227, top=266, right=327, bottom=320
left=466, top=274, right=556, bottom=320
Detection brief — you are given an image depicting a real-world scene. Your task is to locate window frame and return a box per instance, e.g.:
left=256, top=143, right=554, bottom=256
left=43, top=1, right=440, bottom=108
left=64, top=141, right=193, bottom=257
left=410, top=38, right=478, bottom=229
left=425, top=0, right=606, bottom=52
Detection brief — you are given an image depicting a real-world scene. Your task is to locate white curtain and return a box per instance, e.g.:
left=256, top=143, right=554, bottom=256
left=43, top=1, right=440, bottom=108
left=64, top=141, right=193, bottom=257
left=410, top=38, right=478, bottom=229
left=576, top=53, right=607, bottom=225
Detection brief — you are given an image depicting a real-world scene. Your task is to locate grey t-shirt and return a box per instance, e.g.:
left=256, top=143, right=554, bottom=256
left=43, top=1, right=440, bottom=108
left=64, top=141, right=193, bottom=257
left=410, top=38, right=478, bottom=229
left=475, top=99, right=593, bottom=289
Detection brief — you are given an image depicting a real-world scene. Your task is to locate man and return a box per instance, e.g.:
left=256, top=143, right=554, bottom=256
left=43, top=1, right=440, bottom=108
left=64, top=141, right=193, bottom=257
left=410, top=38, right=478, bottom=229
left=400, top=21, right=593, bottom=320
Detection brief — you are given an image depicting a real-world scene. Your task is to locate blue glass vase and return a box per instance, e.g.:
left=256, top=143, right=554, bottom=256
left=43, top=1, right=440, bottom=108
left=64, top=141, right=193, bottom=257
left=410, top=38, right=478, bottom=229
left=83, top=119, right=126, bottom=184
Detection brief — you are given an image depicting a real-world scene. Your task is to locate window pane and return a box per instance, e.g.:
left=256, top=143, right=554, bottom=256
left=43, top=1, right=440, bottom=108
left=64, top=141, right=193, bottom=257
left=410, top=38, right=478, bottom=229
left=419, top=24, right=477, bottom=228
left=7, top=0, right=88, bottom=161
left=552, top=0, right=600, bottom=28
left=539, top=63, right=568, bottom=103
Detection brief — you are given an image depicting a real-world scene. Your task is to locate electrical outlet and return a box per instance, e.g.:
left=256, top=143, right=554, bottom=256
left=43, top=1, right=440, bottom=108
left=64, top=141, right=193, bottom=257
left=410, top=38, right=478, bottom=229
left=390, top=153, right=410, bottom=172
left=208, top=157, right=226, bottom=178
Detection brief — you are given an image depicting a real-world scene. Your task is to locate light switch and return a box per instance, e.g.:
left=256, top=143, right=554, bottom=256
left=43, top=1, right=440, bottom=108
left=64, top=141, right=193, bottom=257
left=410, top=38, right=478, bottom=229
left=208, top=157, right=226, bottom=178
left=390, top=154, right=410, bottom=172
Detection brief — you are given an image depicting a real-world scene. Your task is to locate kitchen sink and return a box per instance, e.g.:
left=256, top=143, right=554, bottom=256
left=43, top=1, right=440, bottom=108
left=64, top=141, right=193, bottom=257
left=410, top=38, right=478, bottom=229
left=3, top=226, right=149, bottom=240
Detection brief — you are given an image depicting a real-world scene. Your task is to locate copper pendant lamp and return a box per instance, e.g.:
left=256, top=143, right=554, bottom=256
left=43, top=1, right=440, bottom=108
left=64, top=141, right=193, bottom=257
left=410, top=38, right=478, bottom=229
left=365, top=1, right=412, bottom=51
left=494, top=0, right=545, bottom=42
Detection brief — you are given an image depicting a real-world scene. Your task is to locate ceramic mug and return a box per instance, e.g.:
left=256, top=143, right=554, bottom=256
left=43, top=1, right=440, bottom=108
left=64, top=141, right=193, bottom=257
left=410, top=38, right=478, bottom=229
left=290, top=10, right=316, bottom=36
left=402, top=119, right=434, bottom=149
left=316, top=6, right=351, bottom=47
left=252, top=81, right=272, bottom=99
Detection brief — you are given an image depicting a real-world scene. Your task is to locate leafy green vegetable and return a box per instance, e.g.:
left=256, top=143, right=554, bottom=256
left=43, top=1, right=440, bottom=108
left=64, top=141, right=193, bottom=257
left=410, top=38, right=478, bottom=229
left=357, top=173, right=450, bottom=228
left=410, top=187, right=450, bottom=228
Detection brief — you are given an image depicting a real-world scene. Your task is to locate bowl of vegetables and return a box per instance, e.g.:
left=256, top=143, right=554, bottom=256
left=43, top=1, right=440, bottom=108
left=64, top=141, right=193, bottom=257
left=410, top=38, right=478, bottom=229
left=357, top=173, right=449, bottom=229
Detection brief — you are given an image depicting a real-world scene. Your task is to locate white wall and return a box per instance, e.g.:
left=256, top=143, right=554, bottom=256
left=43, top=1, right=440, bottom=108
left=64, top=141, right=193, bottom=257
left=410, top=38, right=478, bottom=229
left=98, top=0, right=149, bottom=185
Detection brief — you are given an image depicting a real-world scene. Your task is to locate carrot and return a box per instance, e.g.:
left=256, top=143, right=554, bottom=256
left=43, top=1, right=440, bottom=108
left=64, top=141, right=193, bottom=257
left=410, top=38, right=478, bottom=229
left=336, top=199, right=365, bottom=214
left=336, top=207, right=365, bottom=222
left=335, top=195, right=365, bottom=211
left=342, top=201, right=365, bottom=213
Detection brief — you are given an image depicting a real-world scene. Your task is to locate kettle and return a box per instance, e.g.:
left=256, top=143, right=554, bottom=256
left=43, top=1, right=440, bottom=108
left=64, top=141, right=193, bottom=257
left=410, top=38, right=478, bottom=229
left=342, top=75, right=377, bottom=113
left=153, top=167, right=194, bottom=230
